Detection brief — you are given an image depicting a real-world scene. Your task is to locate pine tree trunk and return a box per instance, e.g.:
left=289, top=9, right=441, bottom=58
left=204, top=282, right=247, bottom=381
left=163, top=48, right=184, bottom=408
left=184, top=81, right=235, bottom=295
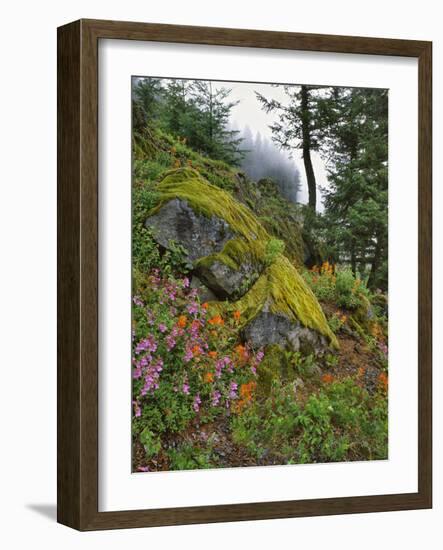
left=303, top=148, right=317, bottom=210
left=300, top=85, right=317, bottom=210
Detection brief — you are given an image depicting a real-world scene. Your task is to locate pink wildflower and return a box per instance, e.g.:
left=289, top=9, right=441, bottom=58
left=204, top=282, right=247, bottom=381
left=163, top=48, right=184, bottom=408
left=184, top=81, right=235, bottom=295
left=193, top=393, right=201, bottom=412
left=211, top=390, right=221, bottom=406
left=229, top=381, right=238, bottom=399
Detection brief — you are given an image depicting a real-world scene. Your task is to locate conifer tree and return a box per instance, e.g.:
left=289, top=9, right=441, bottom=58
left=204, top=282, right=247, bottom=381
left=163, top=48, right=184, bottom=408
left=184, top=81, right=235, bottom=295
left=187, top=81, right=243, bottom=165
left=256, top=85, right=326, bottom=210
left=321, top=88, right=388, bottom=289
left=132, top=77, right=164, bottom=132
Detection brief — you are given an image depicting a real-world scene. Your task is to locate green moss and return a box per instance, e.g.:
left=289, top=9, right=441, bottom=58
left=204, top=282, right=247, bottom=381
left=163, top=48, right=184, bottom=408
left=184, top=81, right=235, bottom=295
left=256, top=345, right=287, bottom=397
left=154, top=168, right=271, bottom=272
left=156, top=168, right=268, bottom=242
left=348, top=316, right=366, bottom=338
left=153, top=168, right=338, bottom=348
left=229, top=255, right=338, bottom=348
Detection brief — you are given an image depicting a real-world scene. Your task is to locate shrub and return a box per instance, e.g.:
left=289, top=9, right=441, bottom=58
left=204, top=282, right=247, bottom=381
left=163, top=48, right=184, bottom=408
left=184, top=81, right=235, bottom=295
left=335, top=269, right=360, bottom=309
left=304, top=262, right=384, bottom=322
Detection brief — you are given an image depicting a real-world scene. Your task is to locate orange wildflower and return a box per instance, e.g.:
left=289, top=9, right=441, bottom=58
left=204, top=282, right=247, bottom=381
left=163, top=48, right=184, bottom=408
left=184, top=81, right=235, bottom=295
left=357, top=366, right=366, bottom=378
left=208, top=351, right=218, bottom=359
left=235, top=344, right=248, bottom=361
left=204, top=372, right=214, bottom=383
left=208, top=315, right=224, bottom=326
left=321, top=260, right=334, bottom=276
left=177, top=315, right=187, bottom=328
left=378, top=372, right=388, bottom=392
left=192, top=344, right=202, bottom=356
left=201, top=302, right=209, bottom=309
left=240, top=380, right=256, bottom=400
left=234, top=381, right=257, bottom=413
left=233, top=310, right=241, bottom=321
left=322, top=373, right=334, bottom=384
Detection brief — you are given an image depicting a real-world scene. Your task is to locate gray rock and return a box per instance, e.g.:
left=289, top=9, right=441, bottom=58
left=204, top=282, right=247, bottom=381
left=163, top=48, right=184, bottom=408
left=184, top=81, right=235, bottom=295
left=190, top=276, right=218, bottom=303
left=243, top=309, right=328, bottom=354
left=145, top=198, right=234, bottom=263
left=363, top=365, right=381, bottom=393
left=196, top=259, right=260, bottom=300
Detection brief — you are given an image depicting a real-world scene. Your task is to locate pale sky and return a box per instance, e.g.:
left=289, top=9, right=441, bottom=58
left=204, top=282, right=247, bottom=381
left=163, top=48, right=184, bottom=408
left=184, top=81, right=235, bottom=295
left=216, top=80, right=329, bottom=211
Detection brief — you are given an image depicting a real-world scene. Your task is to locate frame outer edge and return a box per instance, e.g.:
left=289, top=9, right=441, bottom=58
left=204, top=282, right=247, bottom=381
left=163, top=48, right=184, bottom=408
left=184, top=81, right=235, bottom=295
left=79, top=18, right=101, bottom=529
left=418, top=42, right=432, bottom=508
left=57, top=20, right=82, bottom=529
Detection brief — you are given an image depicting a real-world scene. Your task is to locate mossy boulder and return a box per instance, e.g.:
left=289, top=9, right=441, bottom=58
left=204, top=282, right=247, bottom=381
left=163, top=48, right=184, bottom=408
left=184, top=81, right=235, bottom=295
left=145, top=197, right=234, bottom=262
left=146, top=168, right=338, bottom=351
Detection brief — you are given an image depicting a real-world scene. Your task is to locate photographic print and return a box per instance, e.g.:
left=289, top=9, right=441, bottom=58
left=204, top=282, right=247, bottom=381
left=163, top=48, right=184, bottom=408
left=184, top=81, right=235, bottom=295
left=131, top=76, right=389, bottom=473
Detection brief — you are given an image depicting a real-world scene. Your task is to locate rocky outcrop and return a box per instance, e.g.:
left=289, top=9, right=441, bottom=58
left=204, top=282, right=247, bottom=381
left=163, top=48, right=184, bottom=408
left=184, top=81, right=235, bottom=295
left=145, top=198, right=234, bottom=262
left=196, top=258, right=261, bottom=300
left=243, top=310, right=328, bottom=355
left=145, top=168, right=338, bottom=352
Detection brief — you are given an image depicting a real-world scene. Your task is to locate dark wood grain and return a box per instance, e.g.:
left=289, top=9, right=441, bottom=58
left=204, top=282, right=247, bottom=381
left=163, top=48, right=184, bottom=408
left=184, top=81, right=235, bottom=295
left=417, top=42, right=432, bottom=506
left=57, top=20, right=81, bottom=528
left=57, top=19, right=432, bottom=531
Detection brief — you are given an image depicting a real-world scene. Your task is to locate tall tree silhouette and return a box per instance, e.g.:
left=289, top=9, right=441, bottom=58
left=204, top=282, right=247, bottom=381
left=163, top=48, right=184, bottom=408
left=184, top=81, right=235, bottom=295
left=257, top=85, right=325, bottom=210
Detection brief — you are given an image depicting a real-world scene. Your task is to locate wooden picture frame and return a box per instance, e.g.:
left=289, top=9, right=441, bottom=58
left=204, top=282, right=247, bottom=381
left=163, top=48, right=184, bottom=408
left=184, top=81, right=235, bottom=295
left=57, top=18, right=432, bottom=530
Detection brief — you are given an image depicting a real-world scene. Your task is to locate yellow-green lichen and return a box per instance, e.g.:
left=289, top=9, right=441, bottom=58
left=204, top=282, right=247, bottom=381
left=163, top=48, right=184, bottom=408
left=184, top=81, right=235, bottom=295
left=255, top=344, right=288, bottom=397
left=156, top=168, right=269, bottom=242
left=154, top=168, right=272, bottom=271
left=225, top=254, right=338, bottom=348
left=153, top=168, right=338, bottom=348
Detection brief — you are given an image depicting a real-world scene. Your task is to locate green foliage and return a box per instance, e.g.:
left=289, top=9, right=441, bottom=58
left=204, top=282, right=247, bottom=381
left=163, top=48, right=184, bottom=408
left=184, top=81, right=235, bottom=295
left=264, top=238, right=285, bottom=266
left=167, top=440, right=217, bottom=470
left=232, top=378, right=388, bottom=464
left=320, top=88, right=388, bottom=290
left=335, top=269, right=360, bottom=309
left=255, top=347, right=319, bottom=397
left=132, top=77, right=244, bottom=166
left=139, top=427, right=161, bottom=459
left=132, top=77, right=164, bottom=132
left=304, top=269, right=335, bottom=303
left=327, top=313, right=345, bottom=334
left=303, top=263, right=381, bottom=315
